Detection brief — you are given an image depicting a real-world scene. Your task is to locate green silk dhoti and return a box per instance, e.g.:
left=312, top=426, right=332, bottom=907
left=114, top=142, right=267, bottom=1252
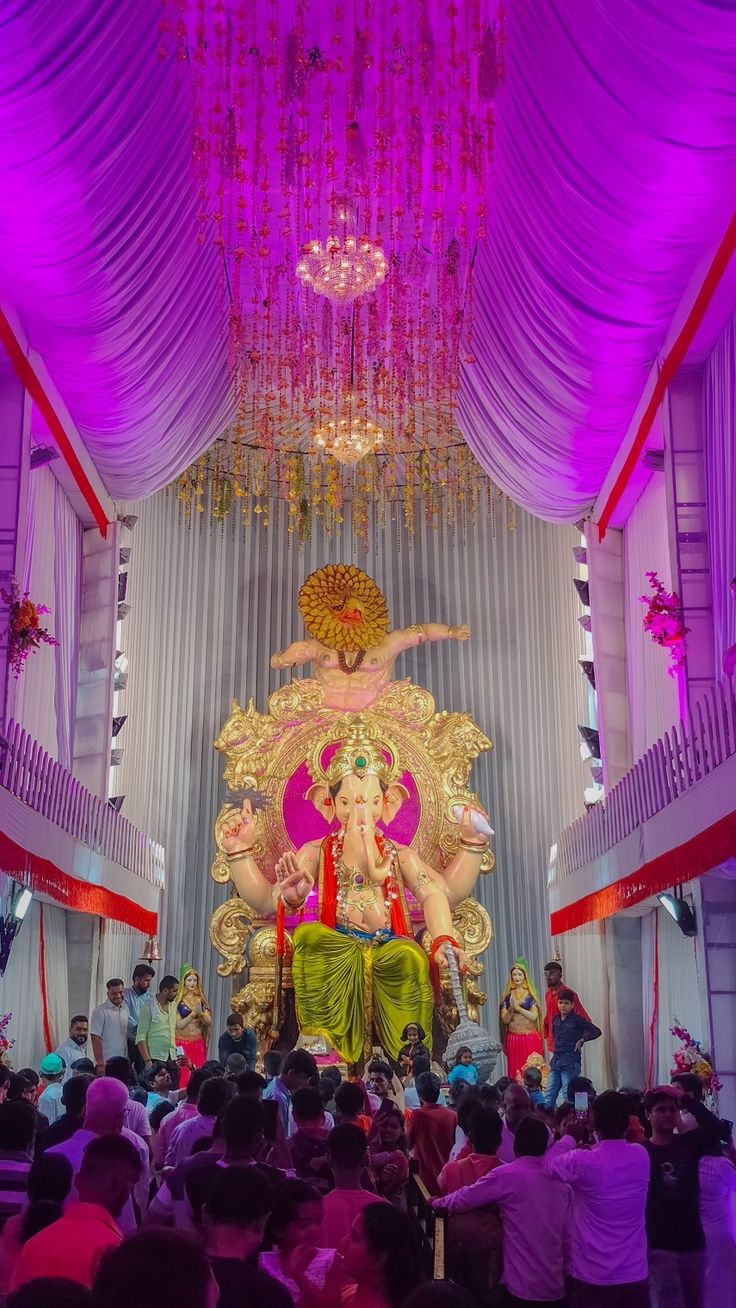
left=292, top=921, right=434, bottom=1067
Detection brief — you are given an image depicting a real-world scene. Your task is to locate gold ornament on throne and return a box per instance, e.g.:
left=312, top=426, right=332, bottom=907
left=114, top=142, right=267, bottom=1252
left=211, top=679, right=494, bottom=883
left=516, top=1051, right=550, bottom=1090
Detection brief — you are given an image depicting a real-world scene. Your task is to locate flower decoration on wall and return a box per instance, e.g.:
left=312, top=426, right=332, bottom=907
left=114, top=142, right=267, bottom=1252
left=670, top=1022, right=722, bottom=1098
left=0, top=1012, right=14, bottom=1065
left=1, top=580, right=59, bottom=678
left=639, top=571, right=689, bottom=677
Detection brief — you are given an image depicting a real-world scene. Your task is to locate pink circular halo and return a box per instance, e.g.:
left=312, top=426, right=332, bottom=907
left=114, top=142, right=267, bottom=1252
left=282, top=741, right=421, bottom=850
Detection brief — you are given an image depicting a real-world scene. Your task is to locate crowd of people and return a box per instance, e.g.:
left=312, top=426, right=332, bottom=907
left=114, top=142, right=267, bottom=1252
left=0, top=966, right=734, bottom=1308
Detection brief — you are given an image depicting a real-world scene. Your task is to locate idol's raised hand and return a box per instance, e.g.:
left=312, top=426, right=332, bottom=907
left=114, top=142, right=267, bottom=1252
left=435, top=939, right=470, bottom=974
left=449, top=624, right=471, bottom=641
left=454, top=803, right=494, bottom=845
left=221, top=799, right=256, bottom=854
left=275, top=849, right=315, bottom=908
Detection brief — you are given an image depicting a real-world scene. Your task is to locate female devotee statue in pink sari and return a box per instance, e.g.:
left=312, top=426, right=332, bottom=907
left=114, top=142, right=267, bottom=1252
left=499, top=959, right=544, bottom=1081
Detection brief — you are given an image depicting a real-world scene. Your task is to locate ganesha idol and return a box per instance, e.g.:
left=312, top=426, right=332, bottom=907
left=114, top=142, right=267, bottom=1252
left=209, top=565, right=496, bottom=1069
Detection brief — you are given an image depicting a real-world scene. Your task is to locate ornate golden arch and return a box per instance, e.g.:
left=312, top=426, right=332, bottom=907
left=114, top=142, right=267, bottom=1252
left=210, top=677, right=494, bottom=887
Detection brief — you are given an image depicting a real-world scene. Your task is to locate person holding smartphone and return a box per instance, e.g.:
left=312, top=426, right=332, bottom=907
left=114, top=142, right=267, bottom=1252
left=544, top=991, right=601, bottom=1108
left=542, top=1090, right=651, bottom=1307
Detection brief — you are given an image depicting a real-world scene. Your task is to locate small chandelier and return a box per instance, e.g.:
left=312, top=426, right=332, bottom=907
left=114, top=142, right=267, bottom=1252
left=313, top=404, right=384, bottom=466
left=296, top=201, right=386, bottom=304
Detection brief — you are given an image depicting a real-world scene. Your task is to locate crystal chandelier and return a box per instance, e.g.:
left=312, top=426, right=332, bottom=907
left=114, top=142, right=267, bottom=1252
left=313, top=400, right=384, bottom=466
left=296, top=201, right=387, bottom=304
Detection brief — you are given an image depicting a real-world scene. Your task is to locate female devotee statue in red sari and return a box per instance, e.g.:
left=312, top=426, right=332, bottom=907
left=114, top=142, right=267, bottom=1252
left=499, top=959, right=544, bottom=1080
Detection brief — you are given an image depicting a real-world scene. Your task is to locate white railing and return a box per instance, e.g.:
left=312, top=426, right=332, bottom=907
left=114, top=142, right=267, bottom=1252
left=0, top=719, right=165, bottom=888
left=554, top=675, right=736, bottom=884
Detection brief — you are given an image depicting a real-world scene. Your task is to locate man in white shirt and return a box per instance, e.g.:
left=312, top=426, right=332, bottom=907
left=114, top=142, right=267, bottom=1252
left=90, top=980, right=130, bottom=1073
left=498, top=1083, right=532, bottom=1163
left=434, top=1115, right=571, bottom=1306
left=54, top=1016, right=90, bottom=1083
left=48, top=1076, right=149, bottom=1234
left=542, top=1090, right=650, bottom=1307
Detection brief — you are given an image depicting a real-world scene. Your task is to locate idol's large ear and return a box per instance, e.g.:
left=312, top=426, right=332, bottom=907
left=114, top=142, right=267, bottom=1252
left=382, top=782, right=410, bottom=825
left=306, top=783, right=333, bottom=818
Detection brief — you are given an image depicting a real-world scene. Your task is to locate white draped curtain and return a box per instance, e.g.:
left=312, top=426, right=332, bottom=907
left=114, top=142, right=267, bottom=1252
left=10, top=468, right=82, bottom=765
left=638, top=899, right=705, bottom=1089
left=52, top=478, right=82, bottom=768
left=703, top=311, right=736, bottom=673
left=0, top=877, right=70, bottom=1068
left=12, top=467, right=58, bottom=755
left=655, top=900, right=704, bottom=1085
left=94, top=921, right=140, bottom=1004
left=115, top=490, right=588, bottom=1047
left=555, top=922, right=613, bottom=1092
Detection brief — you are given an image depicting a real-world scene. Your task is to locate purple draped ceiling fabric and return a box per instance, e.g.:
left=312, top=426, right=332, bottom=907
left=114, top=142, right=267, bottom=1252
left=0, top=0, right=234, bottom=499
left=0, top=1, right=735, bottom=510
left=458, top=0, right=736, bottom=522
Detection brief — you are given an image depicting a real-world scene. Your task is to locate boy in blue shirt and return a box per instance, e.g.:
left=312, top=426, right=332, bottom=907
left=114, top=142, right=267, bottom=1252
left=522, top=1065, right=545, bottom=1106
left=545, top=990, right=601, bottom=1107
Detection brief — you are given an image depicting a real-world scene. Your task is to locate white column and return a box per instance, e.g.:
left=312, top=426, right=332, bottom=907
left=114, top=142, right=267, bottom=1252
left=73, top=523, right=119, bottom=797
left=663, top=370, right=715, bottom=711
left=0, top=355, right=31, bottom=726
left=585, top=526, right=633, bottom=788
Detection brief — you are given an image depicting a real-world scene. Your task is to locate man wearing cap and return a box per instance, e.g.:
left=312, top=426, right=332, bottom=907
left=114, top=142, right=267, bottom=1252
left=37, top=1055, right=65, bottom=1124
left=54, top=1016, right=90, bottom=1083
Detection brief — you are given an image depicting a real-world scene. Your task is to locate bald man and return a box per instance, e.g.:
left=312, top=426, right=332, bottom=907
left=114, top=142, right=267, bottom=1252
left=47, top=1076, right=149, bottom=1231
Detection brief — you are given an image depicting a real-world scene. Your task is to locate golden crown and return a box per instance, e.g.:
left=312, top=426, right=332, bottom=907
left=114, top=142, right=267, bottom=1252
left=317, top=720, right=398, bottom=790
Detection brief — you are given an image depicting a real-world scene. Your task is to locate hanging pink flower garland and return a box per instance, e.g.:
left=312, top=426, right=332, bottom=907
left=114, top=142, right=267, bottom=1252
left=639, top=571, right=689, bottom=678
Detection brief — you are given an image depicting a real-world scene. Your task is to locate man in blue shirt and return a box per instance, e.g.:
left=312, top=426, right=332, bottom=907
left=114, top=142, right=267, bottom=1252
left=123, top=964, right=155, bottom=1072
left=262, top=1048, right=317, bottom=1138
left=545, top=990, right=601, bottom=1107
